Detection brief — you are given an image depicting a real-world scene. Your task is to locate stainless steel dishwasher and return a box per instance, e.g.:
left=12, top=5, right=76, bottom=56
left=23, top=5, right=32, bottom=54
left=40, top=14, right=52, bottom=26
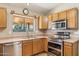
left=3, top=41, right=22, bottom=56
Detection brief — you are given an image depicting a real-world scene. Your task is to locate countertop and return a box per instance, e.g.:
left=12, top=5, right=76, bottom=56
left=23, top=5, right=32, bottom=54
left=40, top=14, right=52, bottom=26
left=0, top=36, right=48, bottom=44
left=63, top=38, right=79, bottom=43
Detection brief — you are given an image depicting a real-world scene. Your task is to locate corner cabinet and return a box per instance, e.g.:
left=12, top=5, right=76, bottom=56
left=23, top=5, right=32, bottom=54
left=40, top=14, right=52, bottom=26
left=67, top=8, right=78, bottom=29
left=37, top=39, right=45, bottom=53
left=0, top=8, right=7, bottom=29
left=33, top=38, right=47, bottom=55
left=38, top=16, right=48, bottom=29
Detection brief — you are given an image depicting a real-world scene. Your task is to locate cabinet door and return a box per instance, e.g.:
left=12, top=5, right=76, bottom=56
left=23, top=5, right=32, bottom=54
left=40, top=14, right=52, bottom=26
left=38, top=16, right=43, bottom=29
left=33, top=39, right=38, bottom=54
left=59, top=11, right=66, bottom=20
left=67, top=8, right=78, bottom=29
left=42, top=38, right=48, bottom=52
left=0, top=44, right=3, bottom=56
left=22, top=40, right=32, bottom=56
left=42, top=17, right=48, bottom=29
left=48, top=15, right=53, bottom=21
left=0, top=8, right=7, bottom=28
left=38, top=16, right=48, bottom=29
left=64, top=45, right=72, bottom=56
left=37, top=39, right=43, bottom=53
left=52, top=13, right=58, bottom=21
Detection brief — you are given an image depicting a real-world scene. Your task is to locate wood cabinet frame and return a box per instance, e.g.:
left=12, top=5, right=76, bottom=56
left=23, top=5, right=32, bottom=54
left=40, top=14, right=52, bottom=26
left=0, top=7, right=7, bottom=29
left=63, top=42, right=78, bottom=56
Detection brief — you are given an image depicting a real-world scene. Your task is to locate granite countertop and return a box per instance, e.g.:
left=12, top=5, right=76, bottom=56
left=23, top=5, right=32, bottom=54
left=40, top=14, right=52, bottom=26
left=63, top=38, right=79, bottom=43
left=0, top=36, right=48, bottom=44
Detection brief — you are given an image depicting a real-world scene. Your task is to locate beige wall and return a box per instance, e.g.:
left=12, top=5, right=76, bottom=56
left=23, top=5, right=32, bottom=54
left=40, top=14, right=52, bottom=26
left=0, top=4, right=41, bottom=37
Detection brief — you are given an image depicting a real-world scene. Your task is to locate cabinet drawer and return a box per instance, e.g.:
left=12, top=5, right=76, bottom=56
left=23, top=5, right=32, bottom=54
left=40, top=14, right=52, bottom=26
left=22, top=40, right=32, bottom=44
left=64, top=42, right=72, bottom=46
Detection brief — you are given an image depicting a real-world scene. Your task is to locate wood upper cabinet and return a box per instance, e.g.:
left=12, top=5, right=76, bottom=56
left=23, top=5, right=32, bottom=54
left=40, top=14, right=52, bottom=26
left=67, top=8, right=78, bottom=29
left=52, top=13, right=58, bottom=21
left=38, top=16, right=48, bottom=29
left=58, top=11, right=66, bottom=20
left=14, top=16, right=25, bottom=24
left=64, top=42, right=78, bottom=56
left=22, top=40, right=32, bottom=56
left=48, top=15, right=53, bottom=21
left=0, top=7, right=7, bottom=28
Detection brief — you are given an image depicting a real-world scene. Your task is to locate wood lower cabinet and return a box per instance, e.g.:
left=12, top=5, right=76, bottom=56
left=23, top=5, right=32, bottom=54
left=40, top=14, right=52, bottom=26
left=22, top=40, right=33, bottom=56
left=64, top=42, right=78, bottom=56
left=37, top=39, right=44, bottom=53
left=42, top=38, right=48, bottom=52
left=64, top=45, right=72, bottom=56
left=33, top=38, right=48, bottom=55
left=33, top=39, right=44, bottom=55
left=0, top=44, right=3, bottom=56
left=33, top=39, right=38, bottom=54
left=0, top=38, right=48, bottom=56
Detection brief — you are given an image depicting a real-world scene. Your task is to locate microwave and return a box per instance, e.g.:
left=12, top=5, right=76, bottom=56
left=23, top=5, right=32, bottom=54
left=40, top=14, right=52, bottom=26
left=51, top=20, right=67, bottom=30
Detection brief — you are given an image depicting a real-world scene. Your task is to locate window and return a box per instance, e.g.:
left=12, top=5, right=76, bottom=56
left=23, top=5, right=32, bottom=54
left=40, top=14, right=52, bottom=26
left=13, top=23, right=26, bottom=32
left=13, top=16, right=34, bottom=32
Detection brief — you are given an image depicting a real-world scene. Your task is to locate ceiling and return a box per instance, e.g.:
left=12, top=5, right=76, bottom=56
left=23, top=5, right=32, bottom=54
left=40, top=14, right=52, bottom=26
left=1, top=3, right=62, bottom=15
